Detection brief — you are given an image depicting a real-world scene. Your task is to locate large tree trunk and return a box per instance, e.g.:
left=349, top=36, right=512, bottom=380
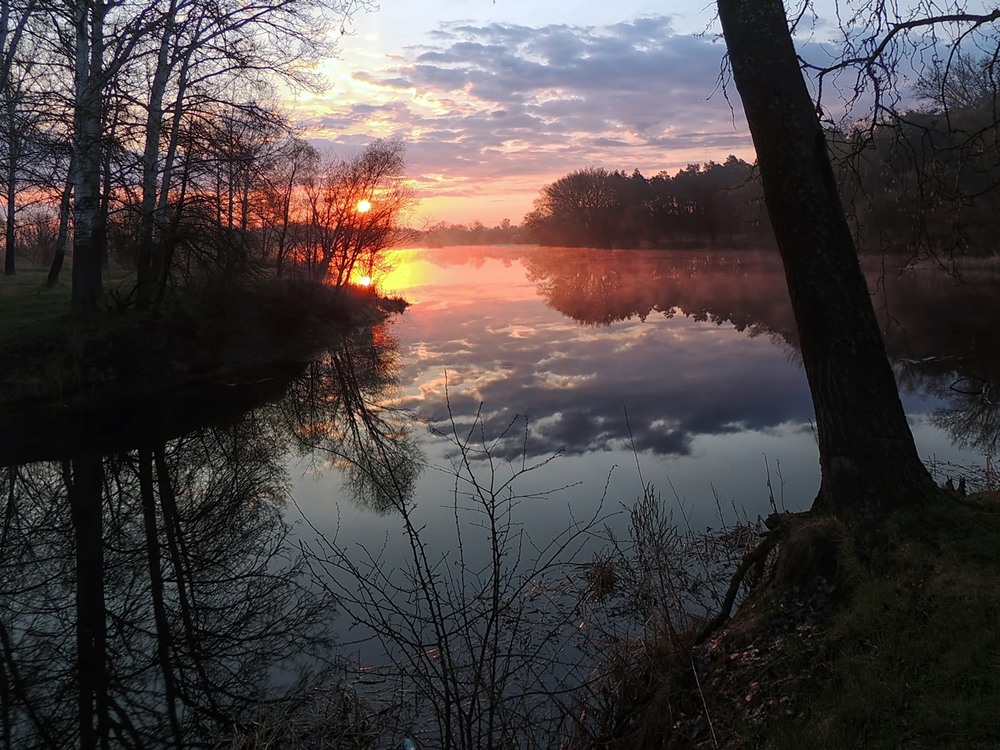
left=716, top=0, right=942, bottom=518
left=71, top=0, right=105, bottom=314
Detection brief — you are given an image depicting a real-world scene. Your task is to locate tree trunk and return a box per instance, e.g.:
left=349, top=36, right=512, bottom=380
left=137, top=448, right=183, bottom=743
left=71, top=0, right=105, bottom=314
left=136, top=0, right=176, bottom=309
left=4, top=156, right=14, bottom=277
left=46, top=165, right=73, bottom=287
left=68, top=454, right=109, bottom=750
left=3, top=86, right=18, bottom=277
left=716, top=0, right=942, bottom=518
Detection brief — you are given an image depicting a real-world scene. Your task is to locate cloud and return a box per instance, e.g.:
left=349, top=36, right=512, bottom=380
left=296, top=15, right=754, bottom=223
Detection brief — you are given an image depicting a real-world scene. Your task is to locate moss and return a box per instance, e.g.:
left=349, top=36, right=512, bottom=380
left=746, top=496, right=1000, bottom=749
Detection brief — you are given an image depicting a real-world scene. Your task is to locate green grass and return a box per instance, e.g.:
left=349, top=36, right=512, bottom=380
left=0, top=270, right=396, bottom=407
left=755, top=496, right=1000, bottom=749
left=0, top=268, right=73, bottom=342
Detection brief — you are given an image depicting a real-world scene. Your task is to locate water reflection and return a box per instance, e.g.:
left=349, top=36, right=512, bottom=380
left=934, top=379, right=1000, bottom=457
left=1, top=423, right=328, bottom=748
left=3, top=247, right=995, bottom=745
left=0, top=323, right=419, bottom=748
left=391, top=248, right=813, bottom=462
left=279, top=324, right=422, bottom=513
left=880, top=268, right=1000, bottom=460
left=389, top=247, right=998, bottom=476
left=525, top=249, right=797, bottom=339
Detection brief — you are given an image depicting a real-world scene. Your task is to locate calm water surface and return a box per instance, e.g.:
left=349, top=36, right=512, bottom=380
left=293, top=246, right=990, bottom=541
left=3, top=246, right=996, bottom=746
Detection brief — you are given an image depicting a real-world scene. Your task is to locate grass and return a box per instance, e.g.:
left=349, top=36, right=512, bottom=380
left=754, top=495, right=1000, bottom=749
left=0, top=268, right=402, bottom=408
left=0, top=268, right=73, bottom=342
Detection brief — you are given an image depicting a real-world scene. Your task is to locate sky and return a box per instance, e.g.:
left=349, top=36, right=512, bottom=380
left=287, top=1, right=756, bottom=227
left=285, top=0, right=985, bottom=227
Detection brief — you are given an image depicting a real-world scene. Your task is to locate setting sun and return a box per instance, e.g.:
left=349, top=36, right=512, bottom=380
left=357, top=275, right=372, bottom=287
left=356, top=199, right=372, bottom=213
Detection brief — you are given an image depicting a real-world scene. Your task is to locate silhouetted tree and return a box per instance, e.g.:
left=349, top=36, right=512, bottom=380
left=524, top=167, right=624, bottom=247
left=301, top=138, right=415, bottom=285
left=525, top=158, right=767, bottom=248
left=714, top=0, right=1000, bottom=517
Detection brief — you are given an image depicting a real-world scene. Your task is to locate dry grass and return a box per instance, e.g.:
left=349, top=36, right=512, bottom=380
left=563, top=489, right=1000, bottom=749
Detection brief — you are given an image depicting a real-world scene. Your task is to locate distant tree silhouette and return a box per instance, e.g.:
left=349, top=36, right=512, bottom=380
left=842, top=53, right=1000, bottom=259
left=523, top=158, right=769, bottom=248
left=419, top=219, right=523, bottom=246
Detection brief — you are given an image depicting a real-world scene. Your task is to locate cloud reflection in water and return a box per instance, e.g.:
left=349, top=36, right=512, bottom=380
left=384, top=247, right=814, bottom=461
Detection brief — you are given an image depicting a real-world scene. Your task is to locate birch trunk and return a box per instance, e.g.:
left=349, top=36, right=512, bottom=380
left=71, top=0, right=105, bottom=314
left=136, top=0, right=177, bottom=308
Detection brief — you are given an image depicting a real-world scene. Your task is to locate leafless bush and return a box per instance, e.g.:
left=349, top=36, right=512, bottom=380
left=294, top=390, right=768, bottom=749
left=303, top=403, right=611, bottom=750
left=564, top=484, right=764, bottom=748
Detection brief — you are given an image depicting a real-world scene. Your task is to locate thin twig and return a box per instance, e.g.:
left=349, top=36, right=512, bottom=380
left=690, top=653, right=719, bottom=749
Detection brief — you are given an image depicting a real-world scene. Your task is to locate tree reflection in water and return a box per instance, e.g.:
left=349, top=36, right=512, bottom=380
left=524, top=248, right=798, bottom=340
left=280, top=323, right=422, bottom=514
left=525, top=248, right=1000, bottom=488
left=0, top=322, right=421, bottom=748
left=934, top=378, right=1000, bottom=459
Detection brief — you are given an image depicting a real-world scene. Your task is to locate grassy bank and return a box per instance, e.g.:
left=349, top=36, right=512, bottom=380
left=584, top=494, right=1000, bottom=749
left=751, top=496, right=1000, bottom=749
left=0, top=269, right=404, bottom=408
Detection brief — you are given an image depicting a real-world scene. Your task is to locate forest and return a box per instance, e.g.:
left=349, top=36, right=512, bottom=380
left=524, top=55, right=1000, bottom=256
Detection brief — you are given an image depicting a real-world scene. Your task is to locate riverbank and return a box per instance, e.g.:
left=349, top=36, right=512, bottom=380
left=0, top=271, right=406, bottom=410
left=582, top=495, right=1000, bottom=748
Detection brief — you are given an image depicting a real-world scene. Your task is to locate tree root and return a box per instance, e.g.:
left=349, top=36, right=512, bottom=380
left=693, top=512, right=794, bottom=646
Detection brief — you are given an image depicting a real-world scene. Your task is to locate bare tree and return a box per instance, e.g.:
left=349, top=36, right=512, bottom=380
left=0, top=0, right=50, bottom=276
left=254, top=138, right=318, bottom=277
left=303, top=138, right=415, bottom=285
left=32, top=0, right=371, bottom=311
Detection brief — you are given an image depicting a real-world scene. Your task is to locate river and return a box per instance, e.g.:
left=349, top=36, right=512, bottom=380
left=2, top=246, right=996, bottom=748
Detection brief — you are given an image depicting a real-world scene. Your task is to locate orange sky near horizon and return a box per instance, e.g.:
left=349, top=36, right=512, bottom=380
left=286, top=2, right=760, bottom=228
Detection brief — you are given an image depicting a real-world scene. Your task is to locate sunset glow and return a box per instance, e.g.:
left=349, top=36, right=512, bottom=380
left=356, top=199, right=372, bottom=214
left=289, top=4, right=758, bottom=227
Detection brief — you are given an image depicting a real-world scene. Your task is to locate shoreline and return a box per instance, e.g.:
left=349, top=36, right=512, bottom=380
left=0, top=276, right=407, bottom=412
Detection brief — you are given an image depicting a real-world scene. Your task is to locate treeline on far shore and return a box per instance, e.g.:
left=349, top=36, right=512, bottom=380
left=517, top=61, right=1000, bottom=256
left=417, top=219, right=525, bottom=246
left=522, top=157, right=769, bottom=250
